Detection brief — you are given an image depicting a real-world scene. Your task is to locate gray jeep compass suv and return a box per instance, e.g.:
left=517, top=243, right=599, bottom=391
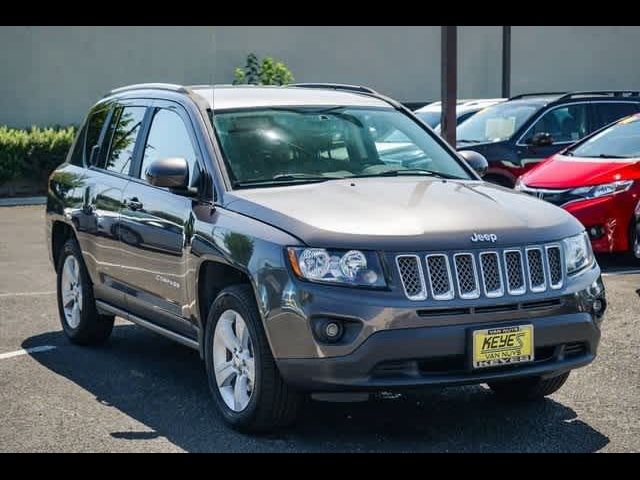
left=46, top=83, right=606, bottom=431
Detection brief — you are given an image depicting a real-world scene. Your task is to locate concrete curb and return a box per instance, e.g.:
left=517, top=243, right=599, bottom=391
left=0, top=196, right=46, bottom=207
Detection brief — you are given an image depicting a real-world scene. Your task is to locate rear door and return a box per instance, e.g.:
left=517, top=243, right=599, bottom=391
left=117, top=100, right=205, bottom=338
left=590, top=101, right=639, bottom=132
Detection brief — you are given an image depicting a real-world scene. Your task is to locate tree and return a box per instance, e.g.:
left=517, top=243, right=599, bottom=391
left=233, top=53, right=294, bottom=86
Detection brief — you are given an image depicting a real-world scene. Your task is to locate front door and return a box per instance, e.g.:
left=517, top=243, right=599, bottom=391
left=118, top=102, right=204, bottom=338
left=515, top=103, right=590, bottom=173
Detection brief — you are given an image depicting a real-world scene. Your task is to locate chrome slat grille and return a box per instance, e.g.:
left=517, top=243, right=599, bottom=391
left=546, top=245, right=563, bottom=289
left=453, top=253, right=480, bottom=299
left=396, top=243, right=565, bottom=301
left=526, top=247, right=546, bottom=292
left=479, top=252, right=504, bottom=297
left=396, top=255, right=427, bottom=300
left=425, top=254, right=454, bottom=300
left=504, top=250, right=526, bottom=295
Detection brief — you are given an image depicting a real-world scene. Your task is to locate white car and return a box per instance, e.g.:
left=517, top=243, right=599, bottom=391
left=415, top=98, right=506, bottom=132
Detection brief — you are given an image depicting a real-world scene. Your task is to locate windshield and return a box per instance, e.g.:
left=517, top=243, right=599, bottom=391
left=211, top=107, right=472, bottom=187
left=415, top=111, right=441, bottom=128
left=456, top=102, right=539, bottom=143
left=567, top=115, right=640, bottom=159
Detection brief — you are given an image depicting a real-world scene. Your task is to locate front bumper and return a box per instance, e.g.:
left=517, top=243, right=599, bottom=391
left=278, top=311, right=601, bottom=391
left=563, top=192, right=637, bottom=253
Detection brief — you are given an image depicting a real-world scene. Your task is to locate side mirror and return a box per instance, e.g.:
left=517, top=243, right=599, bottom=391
left=145, top=157, right=189, bottom=189
left=528, top=132, right=554, bottom=147
left=458, top=150, right=488, bottom=177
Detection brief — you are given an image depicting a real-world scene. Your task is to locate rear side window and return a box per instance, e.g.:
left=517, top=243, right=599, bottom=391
left=84, top=105, right=110, bottom=165
left=100, top=106, right=147, bottom=175
left=591, top=102, right=638, bottom=130
left=67, top=124, right=86, bottom=166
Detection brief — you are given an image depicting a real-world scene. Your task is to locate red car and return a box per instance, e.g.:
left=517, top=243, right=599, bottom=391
left=516, top=114, right=640, bottom=258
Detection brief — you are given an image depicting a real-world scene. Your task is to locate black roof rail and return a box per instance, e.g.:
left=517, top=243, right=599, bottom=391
left=289, top=83, right=378, bottom=94
left=555, top=90, right=640, bottom=100
left=509, top=92, right=567, bottom=100
left=107, top=83, right=189, bottom=96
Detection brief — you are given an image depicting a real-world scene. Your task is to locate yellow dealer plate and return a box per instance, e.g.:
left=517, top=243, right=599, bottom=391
left=472, top=325, right=534, bottom=369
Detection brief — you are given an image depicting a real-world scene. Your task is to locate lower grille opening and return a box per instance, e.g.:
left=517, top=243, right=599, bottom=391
left=564, top=342, right=587, bottom=358
left=522, top=299, right=563, bottom=310
left=417, top=308, right=472, bottom=317
left=475, top=304, right=518, bottom=314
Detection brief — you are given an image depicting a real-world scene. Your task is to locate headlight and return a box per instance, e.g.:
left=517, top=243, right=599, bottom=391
left=563, top=232, right=594, bottom=275
left=569, top=180, right=633, bottom=199
left=287, top=247, right=386, bottom=287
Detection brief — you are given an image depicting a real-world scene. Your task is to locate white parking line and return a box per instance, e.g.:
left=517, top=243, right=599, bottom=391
left=0, top=345, right=57, bottom=360
left=602, top=269, right=640, bottom=276
left=0, top=291, right=56, bottom=297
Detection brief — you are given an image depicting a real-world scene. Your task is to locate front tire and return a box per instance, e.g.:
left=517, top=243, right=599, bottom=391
left=56, top=238, right=114, bottom=345
left=204, top=285, right=301, bottom=432
left=488, top=371, right=570, bottom=402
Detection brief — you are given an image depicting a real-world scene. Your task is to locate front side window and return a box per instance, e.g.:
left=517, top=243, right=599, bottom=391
left=457, top=102, right=538, bottom=143
left=140, top=108, right=200, bottom=188
left=567, top=114, right=640, bottom=159
left=523, top=104, right=588, bottom=144
left=212, top=107, right=471, bottom=188
left=101, top=106, right=146, bottom=175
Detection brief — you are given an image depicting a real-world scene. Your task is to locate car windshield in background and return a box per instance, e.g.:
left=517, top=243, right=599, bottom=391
left=415, top=111, right=442, bottom=128
left=212, top=107, right=472, bottom=187
left=457, top=102, right=539, bottom=143
left=566, top=115, right=640, bottom=159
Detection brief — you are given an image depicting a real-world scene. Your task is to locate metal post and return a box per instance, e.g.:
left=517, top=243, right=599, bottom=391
left=502, top=26, right=511, bottom=98
left=441, top=26, right=457, bottom=147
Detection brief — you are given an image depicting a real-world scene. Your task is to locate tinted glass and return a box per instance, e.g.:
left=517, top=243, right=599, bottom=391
left=85, top=105, right=110, bottom=165
left=457, top=102, right=538, bottom=143
left=212, top=107, right=471, bottom=187
left=568, top=115, right=640, bottom=159
left=140, top=108, right=199, bottom=188
left=102, top=106, right=146, bottom=175
left=524, top=104, right=589, bottom=144
left=67, top=124, right=86, bottom=166
left=592, top=102, right=638, bottom=130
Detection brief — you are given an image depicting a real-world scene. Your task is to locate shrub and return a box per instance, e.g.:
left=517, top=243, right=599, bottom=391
left=233, top=53, right=294, bottom=86
left=0, top=125, right=76, bottom=187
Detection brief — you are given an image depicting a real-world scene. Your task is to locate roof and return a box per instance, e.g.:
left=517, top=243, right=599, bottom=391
left=190, top=85, right=392, bottom=110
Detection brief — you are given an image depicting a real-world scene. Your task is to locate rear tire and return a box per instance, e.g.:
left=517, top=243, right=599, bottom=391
left=628, top=218, right=640, bottom=261
left=56, top=238, right=114, bottom=345
left=204, top=285, right=301, bottom=432
left=488, top=371, right=570, bottom=402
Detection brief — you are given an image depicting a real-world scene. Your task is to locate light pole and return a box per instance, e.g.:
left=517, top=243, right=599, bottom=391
left=441, top=26, right=457, bottom=147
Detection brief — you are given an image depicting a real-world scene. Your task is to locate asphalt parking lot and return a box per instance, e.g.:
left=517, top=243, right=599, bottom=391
left=0, top=205, right=638, bottom=452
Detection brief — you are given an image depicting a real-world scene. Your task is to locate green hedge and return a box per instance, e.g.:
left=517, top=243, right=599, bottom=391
left=0, top=125, right=76, bottom=187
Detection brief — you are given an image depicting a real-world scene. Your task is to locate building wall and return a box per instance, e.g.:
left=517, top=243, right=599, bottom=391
left=0, top=26, right=638, bottom=127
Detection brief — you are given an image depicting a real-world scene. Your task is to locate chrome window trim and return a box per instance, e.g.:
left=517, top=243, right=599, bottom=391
left=525, top=246, right=547, bottom=293
left=425, top=254, right=455, bottom=301
left=503, top=249, right=527, bottom=296
left=478, top=251, right=505, bottom=298
left=545, top=244, right=564, bottom=290
left=395, top=254, right=427, bottom=301
left=453, top=252, right=480, bottom=300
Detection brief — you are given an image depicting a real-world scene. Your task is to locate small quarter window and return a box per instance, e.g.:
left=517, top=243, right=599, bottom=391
left=100, top=106, right=146, bottom=175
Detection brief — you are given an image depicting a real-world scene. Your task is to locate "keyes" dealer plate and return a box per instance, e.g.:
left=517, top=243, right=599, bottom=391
left=472, top=324, right=534, bottom=369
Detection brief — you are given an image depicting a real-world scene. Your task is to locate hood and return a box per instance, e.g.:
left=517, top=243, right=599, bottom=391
left=224, top=177, right=582, bottom=251
left=521, top=154, right=640, bottom=189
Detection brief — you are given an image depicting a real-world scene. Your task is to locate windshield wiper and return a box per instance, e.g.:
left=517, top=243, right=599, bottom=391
left=457, top=139, right=483, bottom=143
left=233, top=173, right=344, bottom=188
left=583, top=153, right=633, bottom=159
left=356, top=169, right=460, bottom=179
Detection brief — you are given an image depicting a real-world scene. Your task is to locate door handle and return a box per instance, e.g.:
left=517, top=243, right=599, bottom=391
left=126, top=198, right=143, bottom=211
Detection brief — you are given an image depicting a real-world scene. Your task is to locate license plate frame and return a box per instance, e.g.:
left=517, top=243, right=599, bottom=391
left=471, top=324, right=534, bottom=369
